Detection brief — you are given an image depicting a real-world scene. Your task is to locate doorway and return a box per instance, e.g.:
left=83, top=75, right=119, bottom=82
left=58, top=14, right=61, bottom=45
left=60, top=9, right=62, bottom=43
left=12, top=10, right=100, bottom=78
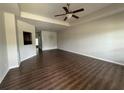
left=35, top=31, right=42, bottom=54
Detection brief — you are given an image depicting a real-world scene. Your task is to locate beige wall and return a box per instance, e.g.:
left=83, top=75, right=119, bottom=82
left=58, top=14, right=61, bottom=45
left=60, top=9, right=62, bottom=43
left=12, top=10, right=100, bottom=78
left=0, top=12, right=8, bottom=83
left=0, top=12, right=19, bottom=83
left=58, top=11, right=124, bottom=65
left=42, top=31, right=57, bottom=51
left=4, top=12, right=19, bottom=69
left=17, top=20, right=36, bottom=62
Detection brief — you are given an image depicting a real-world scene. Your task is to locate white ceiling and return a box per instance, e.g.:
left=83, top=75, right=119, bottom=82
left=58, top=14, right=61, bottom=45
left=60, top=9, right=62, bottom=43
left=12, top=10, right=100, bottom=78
left=1, top=3, right=124, bottom=31
left=0, top=3, right=20, bottom=16
left=19, top=3, right=111, bottom=23
left=17, top=16, right=68, bottom=31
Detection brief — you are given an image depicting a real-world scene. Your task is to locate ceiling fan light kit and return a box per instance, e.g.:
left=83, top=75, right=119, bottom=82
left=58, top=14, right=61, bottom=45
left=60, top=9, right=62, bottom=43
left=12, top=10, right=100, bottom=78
left=54, top=3, right=84, bottom=21
left=66, top=14, right=72, bottom=19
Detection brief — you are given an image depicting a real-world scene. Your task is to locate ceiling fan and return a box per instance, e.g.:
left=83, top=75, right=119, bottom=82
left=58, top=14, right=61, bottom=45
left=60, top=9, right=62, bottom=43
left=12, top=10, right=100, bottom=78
left=54, top=3, right=84, bottom=21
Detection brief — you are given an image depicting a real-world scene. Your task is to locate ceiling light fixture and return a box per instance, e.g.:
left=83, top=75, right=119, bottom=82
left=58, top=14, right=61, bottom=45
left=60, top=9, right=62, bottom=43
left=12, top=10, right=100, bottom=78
left=66, top=14, right=72, bottom=19
left=54, top=3, right=84, bottom=21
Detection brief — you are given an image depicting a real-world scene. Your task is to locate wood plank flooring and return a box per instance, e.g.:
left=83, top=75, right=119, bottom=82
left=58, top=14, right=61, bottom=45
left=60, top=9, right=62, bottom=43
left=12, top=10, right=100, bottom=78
left=0, top=49, right=124, bottom=90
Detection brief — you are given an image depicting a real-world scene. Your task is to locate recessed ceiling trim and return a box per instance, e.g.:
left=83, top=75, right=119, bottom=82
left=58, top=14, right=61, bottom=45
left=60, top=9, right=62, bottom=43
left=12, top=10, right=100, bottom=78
left=20, top=12, right=70, bottom=26
left=71, top=4, right=124, bottom=26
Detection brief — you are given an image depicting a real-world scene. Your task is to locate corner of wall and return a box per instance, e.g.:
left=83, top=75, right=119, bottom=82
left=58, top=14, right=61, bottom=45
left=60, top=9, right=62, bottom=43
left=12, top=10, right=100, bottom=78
left=17, top=20, right=37, bottom=62
left=4, top=12, right=19, bottom=70
left=0, top=68, right=9, bottom=84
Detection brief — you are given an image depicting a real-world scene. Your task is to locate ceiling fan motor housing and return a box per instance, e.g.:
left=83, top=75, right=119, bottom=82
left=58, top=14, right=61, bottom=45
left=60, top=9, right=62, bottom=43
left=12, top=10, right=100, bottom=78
left=66, top=14, right=72, bottom=19
left=54, top=3, right=84, bottom=21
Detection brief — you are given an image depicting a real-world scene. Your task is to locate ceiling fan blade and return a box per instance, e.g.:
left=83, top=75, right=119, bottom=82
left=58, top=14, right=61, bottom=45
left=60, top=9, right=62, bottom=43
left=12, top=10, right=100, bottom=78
left=72, top=8, right=84, bottom=13
left=64, top=17, right=67, bottom=21
left=72, top=15, right=79, bottom=19
left=54, top=14, right=66, bottom=17
left=63, top=7, right=69, bottom=13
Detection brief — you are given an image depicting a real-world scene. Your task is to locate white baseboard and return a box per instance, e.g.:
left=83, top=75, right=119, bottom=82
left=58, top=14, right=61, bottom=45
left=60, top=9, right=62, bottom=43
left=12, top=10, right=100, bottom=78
left=9, top=65, right=19, bottom=69
left=0, top=68, right=9, bottom=84
left=0, top=54, right=37, bottom=84
left=1, top=48, right=123, bottom=84
left=20, top=54, right=37, bottom=62
left=59, top=48, right=124, bottom=66
left=42, top=48, right=58, bottom=51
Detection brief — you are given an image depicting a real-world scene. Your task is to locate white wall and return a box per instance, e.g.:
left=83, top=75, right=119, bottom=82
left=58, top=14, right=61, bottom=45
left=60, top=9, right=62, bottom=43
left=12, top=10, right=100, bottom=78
left=0, top=12, right=9, bottom=83
left=4, top=12, right=19, bottom=69
left=42, top=31, right=57, bottom=51
left=17, top=20, right=36, bottom=62
left=58, top=11, right=124, bottom=65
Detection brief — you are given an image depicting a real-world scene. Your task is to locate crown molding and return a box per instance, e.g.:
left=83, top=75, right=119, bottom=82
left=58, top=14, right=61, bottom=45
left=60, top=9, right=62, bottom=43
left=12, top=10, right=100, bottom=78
left=71, top=4, right=124, bottom=26
left=20, top=12, right=70, bottom=27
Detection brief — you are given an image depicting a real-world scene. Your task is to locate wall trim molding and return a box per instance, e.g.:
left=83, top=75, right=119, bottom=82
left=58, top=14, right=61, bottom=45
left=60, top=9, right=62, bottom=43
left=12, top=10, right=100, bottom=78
left=72, top=4, right=124, bottom=26
left=1, top=63, right=19, bottom=84
left=58, top=48, right=124, bottom=66
left=9, top=65, right=19, bottom=69
left=20, top=54, right=37, bottom=62
left=0, top=54, right=37, bottom=84
left=42, top=48, right=58, bottom=51
left=0, top=68, right=9, bottom=84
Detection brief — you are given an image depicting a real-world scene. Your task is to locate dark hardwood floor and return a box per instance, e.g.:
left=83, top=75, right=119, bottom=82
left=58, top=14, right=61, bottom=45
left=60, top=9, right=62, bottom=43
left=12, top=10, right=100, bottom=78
left=0, top=49, right=124, bottom=90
